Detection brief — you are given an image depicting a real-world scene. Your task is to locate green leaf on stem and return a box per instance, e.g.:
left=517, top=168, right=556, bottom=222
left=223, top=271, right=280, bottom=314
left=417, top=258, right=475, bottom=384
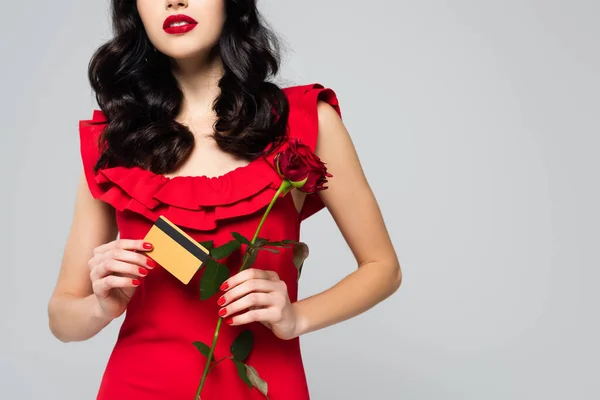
left=230, top=329, right=254, bottom=362
left=231, top=232, right=251, bottom=245
left=193, top=341, right=215, bottom=362
left=211, top=240, right=242, bottom=260
left=257, top=247, right=280, bottom=254
left=250, top=238, right=294, bottom=249
left=246, top=364, right=269, bottom=398
left=250, top=237, right=269, bottom=249
left=198, top=240, right=214, bottom=252
left=265, top=241, right=293, bottom=248
left=199, top=259, right=230, bottom=300
left=234, top=359, right=252, bottom=388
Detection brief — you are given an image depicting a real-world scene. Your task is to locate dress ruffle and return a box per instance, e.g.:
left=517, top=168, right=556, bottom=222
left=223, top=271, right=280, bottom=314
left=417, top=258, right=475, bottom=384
left=96, top=164, right=282, bottom=231
left=78, top=84, right=341, bottom=230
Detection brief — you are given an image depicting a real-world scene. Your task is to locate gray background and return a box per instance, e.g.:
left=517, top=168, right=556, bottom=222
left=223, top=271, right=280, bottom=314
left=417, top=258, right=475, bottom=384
left=1, top=0, right=598, bottom=399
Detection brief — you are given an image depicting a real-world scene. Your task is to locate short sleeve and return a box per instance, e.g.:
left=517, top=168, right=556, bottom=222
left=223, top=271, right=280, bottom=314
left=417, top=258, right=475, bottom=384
left=285, top=83, right=342, bottom=221
left=78, top=110, right=107, bottom=198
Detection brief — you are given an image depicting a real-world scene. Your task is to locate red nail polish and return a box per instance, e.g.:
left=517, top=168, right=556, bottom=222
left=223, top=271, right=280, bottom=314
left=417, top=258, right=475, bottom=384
left=218, top=308, right=227, bottom=317
left=225, top=318, right=233, bottom=325
left=143, top=242, right=153, bottom=250
left=147, top=258, right=157, bottom=268
left=220, top=282, right=229, bottom=291
left=139, top=267, right=148, bottom=276
left=217, top=296, right=226, bottom=306
left=132, top=279, right=141, bottom=286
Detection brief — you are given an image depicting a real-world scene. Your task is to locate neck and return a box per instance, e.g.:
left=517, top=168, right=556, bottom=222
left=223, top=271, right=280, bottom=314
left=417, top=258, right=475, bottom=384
left=171, top=49, right=225, bottom=122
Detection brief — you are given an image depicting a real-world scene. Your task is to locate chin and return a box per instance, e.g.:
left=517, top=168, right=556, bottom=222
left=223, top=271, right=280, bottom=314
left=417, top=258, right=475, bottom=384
left=162, top=46, right=212, bottom=61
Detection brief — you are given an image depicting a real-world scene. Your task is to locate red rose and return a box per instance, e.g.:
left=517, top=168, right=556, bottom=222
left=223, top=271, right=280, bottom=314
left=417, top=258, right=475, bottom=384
left=273, top=138, right=332, bottom=193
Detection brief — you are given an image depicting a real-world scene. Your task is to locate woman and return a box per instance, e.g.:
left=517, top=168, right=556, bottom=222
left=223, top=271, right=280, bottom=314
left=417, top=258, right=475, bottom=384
left=48, top=0, right=401, bottom=399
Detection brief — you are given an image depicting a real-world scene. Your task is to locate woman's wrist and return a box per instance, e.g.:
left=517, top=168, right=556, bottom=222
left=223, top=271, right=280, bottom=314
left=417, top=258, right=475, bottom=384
left=291, top=301, right=309, bottom=338
left=87, top=294, right=113, bottom=325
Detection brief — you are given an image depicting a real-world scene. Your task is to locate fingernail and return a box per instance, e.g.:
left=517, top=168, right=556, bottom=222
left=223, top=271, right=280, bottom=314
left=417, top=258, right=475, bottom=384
left=139, top=267, right=148, bottom=276
left=220, top=282, right=229, bottom=291
left=218, top=308, right=227, bottom=317
left=143, top=242, right=153, bottom=250
left=225, top=317, right=233, bottom=325
left=217, top=296, right=226, bottom=306
left=132, top=279, right=141, bottom=286
left=146, top=258, right=157, bottom=268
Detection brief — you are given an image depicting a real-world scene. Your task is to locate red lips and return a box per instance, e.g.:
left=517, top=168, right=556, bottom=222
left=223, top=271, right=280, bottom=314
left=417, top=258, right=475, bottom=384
left=163, top=14, right=198, bottom=34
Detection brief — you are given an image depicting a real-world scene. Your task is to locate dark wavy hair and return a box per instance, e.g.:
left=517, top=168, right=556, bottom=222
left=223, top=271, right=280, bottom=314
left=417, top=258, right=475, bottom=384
left=88, top=0, right=289, bottom=175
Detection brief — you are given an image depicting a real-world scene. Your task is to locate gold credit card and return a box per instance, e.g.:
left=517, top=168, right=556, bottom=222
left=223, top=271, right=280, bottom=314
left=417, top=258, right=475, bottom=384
left=142, top=216, right=210, bottom=284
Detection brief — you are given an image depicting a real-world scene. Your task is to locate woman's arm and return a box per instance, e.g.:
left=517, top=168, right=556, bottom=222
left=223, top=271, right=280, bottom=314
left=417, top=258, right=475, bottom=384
left=292, top=100, right=402, bottom=337
left=47, top=171, right=118, bottom=342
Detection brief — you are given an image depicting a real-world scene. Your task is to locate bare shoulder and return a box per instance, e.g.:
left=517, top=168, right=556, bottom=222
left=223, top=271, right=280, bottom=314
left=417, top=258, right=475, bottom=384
left=314, top=98, right=368, bottom=201
left=314, top=98, right=366, bottom=180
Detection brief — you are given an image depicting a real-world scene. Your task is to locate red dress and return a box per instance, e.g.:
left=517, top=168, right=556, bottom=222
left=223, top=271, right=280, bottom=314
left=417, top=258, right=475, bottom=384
left=78, top=83, right=342, bottom=400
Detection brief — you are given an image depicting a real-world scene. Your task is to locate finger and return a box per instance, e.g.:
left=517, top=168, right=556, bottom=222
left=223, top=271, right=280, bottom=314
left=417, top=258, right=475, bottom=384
left=221, top=268, right=280, bottom=291
left=93, top=274, right=140, bottom=297
left=90, top=239, right=156, bottom=272
left=219, top=292, right=274, bottom=319
left=248, top=306, right=273, bottom=330
left=224, top=307, right=281, bottom=327
left=98, top=247, right=157, bottom=271
left=218, top=278, right=278, bottom=307
left=91, top=259, right=150, bottom=281
left=94, top=238, right=154, bottom=257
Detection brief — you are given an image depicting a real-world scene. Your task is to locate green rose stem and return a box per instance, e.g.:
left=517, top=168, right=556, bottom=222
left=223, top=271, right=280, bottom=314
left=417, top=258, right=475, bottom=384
left=195, top=179, right=293, bottom=400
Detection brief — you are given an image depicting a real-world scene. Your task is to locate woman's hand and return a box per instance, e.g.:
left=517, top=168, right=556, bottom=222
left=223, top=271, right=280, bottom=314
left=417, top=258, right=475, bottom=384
left=88, top=239, right=157, bottom=321
left=217, top=268, right=299, bottom=340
